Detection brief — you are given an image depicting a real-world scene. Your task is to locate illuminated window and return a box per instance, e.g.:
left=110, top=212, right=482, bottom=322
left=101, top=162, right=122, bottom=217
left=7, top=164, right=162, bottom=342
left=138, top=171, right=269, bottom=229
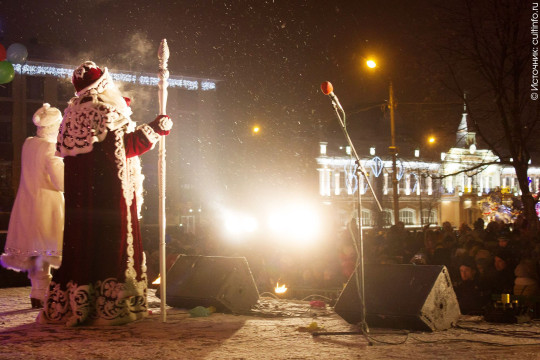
left=361, top=209, right=372, bottom=227
left=421, top=209, right=437, bottom=225
left=399, top=208, right=415, bottom=225
left=180, top=215, right=196, bottom=234
left=383, top=209, right=393, bottom=226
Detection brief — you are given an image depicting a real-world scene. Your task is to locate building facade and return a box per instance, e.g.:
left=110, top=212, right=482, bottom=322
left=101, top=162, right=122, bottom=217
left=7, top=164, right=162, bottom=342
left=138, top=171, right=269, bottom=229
left=316, top=106, right=540, bottom=229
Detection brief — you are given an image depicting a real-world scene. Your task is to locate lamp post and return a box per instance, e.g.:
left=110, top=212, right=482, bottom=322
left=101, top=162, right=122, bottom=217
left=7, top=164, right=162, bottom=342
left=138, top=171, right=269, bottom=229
left=388, top=81, right=399, bottom=225
left=414, top=136, right=437, bottom=228
left=366, top=58, right=400, bottom=225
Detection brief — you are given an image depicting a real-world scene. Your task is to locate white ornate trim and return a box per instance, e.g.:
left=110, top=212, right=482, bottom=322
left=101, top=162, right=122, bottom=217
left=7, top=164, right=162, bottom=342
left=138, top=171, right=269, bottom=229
left=39, top=278, right=147, bottom=326
left=2, top=247, right=62, bottom=257
left=137, top=124, right=161, bottom=146
left=112, top=129, right=147, bottom=294
left=57, top=95, right=129, bottom=158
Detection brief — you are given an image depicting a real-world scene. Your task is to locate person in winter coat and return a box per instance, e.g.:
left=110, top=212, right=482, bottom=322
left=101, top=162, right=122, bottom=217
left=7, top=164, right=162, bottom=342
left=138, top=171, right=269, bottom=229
left=453, top=256, right=490, bottom=315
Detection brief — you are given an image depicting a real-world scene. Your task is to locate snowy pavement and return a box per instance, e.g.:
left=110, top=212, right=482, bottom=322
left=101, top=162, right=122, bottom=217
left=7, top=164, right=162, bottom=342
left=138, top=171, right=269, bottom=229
left=1, top=287, right=540, bottom=359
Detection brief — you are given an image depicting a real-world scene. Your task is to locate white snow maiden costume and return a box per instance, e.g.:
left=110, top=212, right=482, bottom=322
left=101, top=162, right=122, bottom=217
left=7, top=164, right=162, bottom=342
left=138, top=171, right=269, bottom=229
left=1, top=103, right=65, bottom=308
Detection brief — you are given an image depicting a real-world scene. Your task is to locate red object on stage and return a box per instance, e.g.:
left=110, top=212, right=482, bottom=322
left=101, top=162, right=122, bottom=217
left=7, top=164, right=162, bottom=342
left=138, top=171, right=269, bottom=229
left=320, top=81, right=334, bottom=95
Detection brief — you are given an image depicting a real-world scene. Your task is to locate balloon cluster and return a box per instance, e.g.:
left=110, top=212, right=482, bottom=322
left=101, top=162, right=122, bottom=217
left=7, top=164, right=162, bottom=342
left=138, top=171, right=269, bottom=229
left=0, top=43, right=28, bottom=84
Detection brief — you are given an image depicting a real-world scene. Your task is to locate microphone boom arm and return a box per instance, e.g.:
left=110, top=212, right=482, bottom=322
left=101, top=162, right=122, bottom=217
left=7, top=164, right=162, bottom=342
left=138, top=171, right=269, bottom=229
left=331, top=103, right=383, bottom=212
left=322, top=88, right=381, bottom=342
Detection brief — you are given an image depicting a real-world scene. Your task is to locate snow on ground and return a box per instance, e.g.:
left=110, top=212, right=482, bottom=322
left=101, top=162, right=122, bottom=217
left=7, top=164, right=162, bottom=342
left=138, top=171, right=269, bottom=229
left=1, top=287, right=540, bottom=359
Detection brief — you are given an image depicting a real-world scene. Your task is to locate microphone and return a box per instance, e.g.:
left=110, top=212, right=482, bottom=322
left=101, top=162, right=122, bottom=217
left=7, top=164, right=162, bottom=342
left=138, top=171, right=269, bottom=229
left=320, top=81, right=344, bottom=112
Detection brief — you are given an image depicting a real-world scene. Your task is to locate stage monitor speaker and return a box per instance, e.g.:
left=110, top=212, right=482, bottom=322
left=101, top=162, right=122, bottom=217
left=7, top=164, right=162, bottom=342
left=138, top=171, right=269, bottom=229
left=334, top=264, right=460, bottom=331
left=165, top=255, right=259, bottom=313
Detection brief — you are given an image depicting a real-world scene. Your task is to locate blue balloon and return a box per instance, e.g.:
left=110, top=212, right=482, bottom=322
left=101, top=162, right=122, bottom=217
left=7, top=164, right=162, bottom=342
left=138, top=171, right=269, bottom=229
left=6, top=43, right=28, bottom=64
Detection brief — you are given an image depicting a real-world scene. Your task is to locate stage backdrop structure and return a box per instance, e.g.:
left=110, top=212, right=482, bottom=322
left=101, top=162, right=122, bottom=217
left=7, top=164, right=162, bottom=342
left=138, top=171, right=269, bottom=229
left=165, top=255, right=260, bottom=314
left=334, top=264, right=461, bottom=332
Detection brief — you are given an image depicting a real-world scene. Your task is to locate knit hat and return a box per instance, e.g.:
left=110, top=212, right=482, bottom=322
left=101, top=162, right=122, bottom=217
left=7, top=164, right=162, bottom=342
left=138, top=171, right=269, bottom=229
left=72, top=61, right=113, bottom=96
left=32, top=103, right=62, bottom=128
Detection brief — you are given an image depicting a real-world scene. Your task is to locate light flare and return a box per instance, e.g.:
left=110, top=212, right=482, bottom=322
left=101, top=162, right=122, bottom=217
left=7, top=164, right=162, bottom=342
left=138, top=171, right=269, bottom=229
left=274, top=283, right=288, bottom=294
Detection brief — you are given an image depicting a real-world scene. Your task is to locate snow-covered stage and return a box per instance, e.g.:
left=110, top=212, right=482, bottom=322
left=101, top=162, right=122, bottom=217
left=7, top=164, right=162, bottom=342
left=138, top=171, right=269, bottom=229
left=1, top=287, right=540, bottom=359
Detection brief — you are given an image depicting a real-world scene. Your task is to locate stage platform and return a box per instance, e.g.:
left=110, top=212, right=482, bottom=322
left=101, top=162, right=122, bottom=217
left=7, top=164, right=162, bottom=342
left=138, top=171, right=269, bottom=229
left=1, top=287, right=540, bottom=359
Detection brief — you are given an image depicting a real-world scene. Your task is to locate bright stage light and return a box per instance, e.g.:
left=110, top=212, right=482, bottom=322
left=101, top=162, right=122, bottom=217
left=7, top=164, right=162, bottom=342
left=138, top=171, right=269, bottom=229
left=223, top=211, right=259, bottom=236
left=267, top=204, right=322, bottom=245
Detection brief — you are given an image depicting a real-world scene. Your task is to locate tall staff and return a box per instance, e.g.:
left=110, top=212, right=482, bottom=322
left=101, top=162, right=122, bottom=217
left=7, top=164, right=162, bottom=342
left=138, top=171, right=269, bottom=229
left=157, top=38, right=169, bottom=322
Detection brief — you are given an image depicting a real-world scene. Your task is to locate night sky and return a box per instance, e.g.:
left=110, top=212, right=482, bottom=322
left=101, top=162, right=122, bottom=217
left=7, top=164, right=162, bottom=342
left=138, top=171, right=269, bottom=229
left=0, top=0, right=467, bottom=205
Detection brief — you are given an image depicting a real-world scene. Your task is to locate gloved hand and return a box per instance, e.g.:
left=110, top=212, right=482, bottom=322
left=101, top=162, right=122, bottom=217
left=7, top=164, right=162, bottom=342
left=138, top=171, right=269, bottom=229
left=156, top=115, right=172, bottom=131
left=150, top=115, right=172, bottom=135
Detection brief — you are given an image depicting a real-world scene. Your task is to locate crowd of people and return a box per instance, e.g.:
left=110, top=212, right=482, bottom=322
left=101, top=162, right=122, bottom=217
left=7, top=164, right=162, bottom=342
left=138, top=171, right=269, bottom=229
left=146, top=215, right=540, bottom=317
left=346, top=217, right=540, bottom=315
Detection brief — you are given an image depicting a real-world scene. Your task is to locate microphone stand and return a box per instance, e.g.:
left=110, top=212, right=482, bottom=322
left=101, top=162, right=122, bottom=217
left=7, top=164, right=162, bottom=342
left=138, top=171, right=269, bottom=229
left=315, top=96, right=382, bottom=344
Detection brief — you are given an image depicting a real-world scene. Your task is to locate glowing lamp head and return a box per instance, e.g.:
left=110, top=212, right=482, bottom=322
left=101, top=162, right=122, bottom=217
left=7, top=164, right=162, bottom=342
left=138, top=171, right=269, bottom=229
left=428, top=136, right=436, bottom=144
left=253, top=126, right=260, bottom=134
left=320, top=81, right=333, bottom=95
left=366, top=59, right=377, bottom=68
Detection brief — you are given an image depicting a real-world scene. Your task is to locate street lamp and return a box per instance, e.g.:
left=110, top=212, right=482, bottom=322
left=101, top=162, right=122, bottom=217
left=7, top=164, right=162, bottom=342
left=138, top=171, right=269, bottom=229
left=367, top=59, right=399, bottom=225
left=415, top=136, right=437, bottom=227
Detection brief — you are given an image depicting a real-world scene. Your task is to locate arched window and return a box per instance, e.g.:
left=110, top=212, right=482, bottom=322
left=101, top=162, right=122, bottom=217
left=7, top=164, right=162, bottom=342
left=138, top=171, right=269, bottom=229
left=383, top=209, right=394, bottom=226
left=421, top=209, right=437, bottom=225
left=361, top=209, right=372, bottom=227
left=399, top=208, right=416, bottom=225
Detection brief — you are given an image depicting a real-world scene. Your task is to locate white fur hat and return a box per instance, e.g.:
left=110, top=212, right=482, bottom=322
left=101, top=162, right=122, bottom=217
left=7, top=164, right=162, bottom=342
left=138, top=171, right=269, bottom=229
left=32, top=103, right=62, bottom=127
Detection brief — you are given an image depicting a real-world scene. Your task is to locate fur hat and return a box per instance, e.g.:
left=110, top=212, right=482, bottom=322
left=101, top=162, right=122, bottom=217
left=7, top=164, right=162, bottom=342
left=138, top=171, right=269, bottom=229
left=32, top=103, right=62, bottom=127
left=72, top=61, right=113, bottom=96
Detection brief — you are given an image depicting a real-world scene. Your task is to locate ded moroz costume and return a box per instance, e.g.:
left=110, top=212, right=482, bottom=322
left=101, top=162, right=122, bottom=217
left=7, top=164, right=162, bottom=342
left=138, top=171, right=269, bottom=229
left=38, top=61, right=172, bottom=326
